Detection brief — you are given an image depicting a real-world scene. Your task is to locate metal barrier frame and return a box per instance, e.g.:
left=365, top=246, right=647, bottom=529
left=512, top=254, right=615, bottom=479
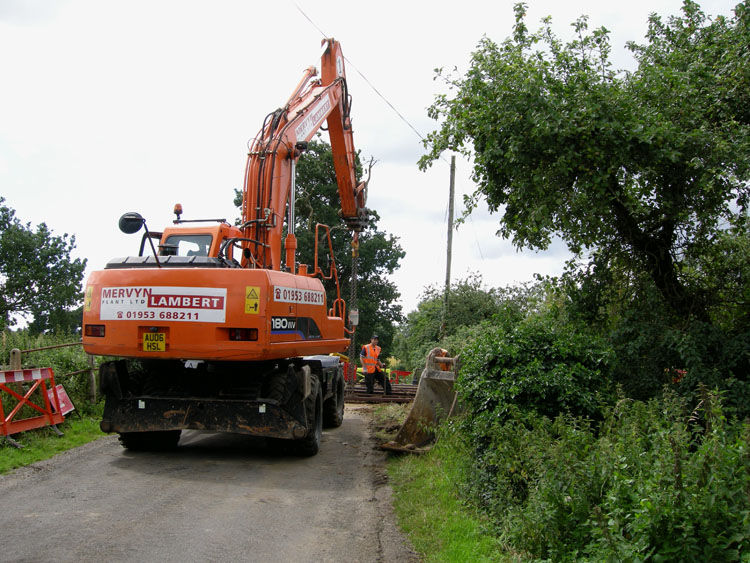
left=0, top=341, right=97, bottom=446
left=0, top=368, right=64, bottom=437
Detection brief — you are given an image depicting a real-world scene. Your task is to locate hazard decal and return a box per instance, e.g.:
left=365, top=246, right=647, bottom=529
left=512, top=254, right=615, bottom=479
left=245, top=286, right=260, bottom=314
left=84, top=286, right=93, bottom=312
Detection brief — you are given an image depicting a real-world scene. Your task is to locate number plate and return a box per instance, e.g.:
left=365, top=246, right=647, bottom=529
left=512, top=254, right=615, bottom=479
left=143, top=332, right=166, bottom=352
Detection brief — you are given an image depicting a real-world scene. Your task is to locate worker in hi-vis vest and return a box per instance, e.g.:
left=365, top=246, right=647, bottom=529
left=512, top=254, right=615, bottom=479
left=360, top=334, right=392, bottom=395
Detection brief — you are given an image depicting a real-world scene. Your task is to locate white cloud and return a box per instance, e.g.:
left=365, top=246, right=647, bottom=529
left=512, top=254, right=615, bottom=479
left=0, top=0, right=740, bottom=315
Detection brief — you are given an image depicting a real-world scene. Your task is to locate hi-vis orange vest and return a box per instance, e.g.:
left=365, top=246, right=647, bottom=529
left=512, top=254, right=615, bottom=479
left=361, top=343, right=381, bottom=373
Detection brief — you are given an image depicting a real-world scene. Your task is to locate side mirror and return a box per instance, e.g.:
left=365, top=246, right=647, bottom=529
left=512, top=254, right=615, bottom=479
left=119, top=212, right=145, bottom=235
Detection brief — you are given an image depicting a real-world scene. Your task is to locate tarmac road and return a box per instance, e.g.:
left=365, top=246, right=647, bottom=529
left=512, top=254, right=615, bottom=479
left=0, top=406, right=418, bottom=563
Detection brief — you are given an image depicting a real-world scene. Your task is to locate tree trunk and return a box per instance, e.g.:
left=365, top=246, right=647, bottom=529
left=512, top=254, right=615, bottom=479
left=608, top=177, right=708, bottom=323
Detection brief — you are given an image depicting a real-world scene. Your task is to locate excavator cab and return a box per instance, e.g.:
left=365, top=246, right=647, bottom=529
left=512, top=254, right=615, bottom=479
left=117, top=209, right=244, bottom=265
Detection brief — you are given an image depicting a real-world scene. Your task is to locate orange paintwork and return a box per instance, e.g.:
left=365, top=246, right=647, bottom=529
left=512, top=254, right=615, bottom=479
left=83, top=265, right=348, bottom=361
left=241, top=38, right=367, bottom=271
left=82, top=39, right=362, bottom=365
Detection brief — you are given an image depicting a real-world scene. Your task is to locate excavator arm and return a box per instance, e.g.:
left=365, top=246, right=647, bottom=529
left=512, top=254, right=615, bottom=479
left=241, top=38, right=367, bottom=272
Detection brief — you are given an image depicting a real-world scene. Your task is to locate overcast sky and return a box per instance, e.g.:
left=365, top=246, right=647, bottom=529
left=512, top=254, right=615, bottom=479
left=0, top=0, right=740, bottom=315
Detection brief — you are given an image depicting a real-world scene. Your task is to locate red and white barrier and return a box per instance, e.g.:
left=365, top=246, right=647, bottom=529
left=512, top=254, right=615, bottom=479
left=0, top=368, right=53, bottom=385
left=0, top=367, right=65, bottom=437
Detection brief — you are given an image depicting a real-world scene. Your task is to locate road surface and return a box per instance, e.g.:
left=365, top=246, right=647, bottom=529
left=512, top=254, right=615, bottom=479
left=0, top=406, right=418, bottom=563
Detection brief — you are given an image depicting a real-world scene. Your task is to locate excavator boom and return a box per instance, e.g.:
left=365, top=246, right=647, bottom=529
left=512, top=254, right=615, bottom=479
left=242, top=38, right=367, bottom=272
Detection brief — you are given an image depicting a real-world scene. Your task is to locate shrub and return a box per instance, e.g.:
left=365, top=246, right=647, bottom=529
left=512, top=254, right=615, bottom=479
left=460, top=389, right=750, bottom=561
left=458, top=312, right=614, bottom=427
left=393, top=277, right=547, bottom=375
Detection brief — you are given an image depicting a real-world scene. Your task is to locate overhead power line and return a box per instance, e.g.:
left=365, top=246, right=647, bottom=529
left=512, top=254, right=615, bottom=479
left=293, top=2, right=483, bottom=259
left=293, top=2, right=431, bottom=148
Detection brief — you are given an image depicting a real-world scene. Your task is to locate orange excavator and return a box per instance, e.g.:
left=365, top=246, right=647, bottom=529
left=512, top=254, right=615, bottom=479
left=82, top=39, right=366, bottom=455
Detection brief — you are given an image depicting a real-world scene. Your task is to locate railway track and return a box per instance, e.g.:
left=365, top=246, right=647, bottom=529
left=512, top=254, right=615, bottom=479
left=345, top=383, right=417, bottom=404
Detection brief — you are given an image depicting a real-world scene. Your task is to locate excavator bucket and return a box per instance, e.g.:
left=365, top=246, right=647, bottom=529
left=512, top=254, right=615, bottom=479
left=380, top=348, right=460, bottom=454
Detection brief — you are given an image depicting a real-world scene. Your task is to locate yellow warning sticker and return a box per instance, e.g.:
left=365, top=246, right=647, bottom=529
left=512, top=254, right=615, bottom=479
left=84, top=286, right=93, bottom=312
left=245, top=286, right=260, bottom=314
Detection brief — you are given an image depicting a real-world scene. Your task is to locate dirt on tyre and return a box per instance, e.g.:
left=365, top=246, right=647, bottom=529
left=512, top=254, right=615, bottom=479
left=294, top=374, right=322, bottom=456
left=323, top=370, right=345, bottom=428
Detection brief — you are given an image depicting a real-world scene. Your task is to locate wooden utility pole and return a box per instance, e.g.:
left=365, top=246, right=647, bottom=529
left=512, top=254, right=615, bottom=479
left=440, top=155, right=456, bottom=339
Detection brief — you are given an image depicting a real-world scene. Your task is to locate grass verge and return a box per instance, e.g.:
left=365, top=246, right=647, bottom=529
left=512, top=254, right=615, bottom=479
left=387, top=430, right=508, bottom=562
left=367, top=402, right=510, bottom=563
left=0, top=417, right=105, bottom=475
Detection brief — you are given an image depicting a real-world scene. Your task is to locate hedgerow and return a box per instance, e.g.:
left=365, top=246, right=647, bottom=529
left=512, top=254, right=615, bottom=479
left=458, top=312, right=614, bottom=427
left=456, top=388, right=750, bottom=561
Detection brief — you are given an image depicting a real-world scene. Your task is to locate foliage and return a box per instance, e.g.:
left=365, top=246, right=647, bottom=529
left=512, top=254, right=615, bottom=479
left=394, top=275, right=546, bottom=373
left=388, top=423, right=507, bottom=562
left=418, top=0, right=750, bottom=420
left=397, top=4, right=750, bottom=557
left=394, top=274, right=500, bottom=372
left=685, top=215, right=750, bottom=332
left=420, top=1, right=750, bottom=323
left=1, top=330, right=102, bottom=417
left=553, top=221, right=750, bottom=417
left=27, top=306, right=84, bottom=336
left=607, top=296, right=750, bottom=415
left=234, top=139, right=405, bottom=351
left=0, top=198, right=87, bottom=331
left=458, top=308, right=614, bottom=427
left=457, top=389, right=750, bottom=561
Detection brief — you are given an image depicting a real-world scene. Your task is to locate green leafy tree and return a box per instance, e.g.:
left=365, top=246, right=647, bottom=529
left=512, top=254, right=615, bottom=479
left=0, top=197, right=87, bottom=331
left=394, top=274, right=547, bottom=372
left=395, top=273, right=499, bottom=363
left=234, top=139, right=405, bottom=351
left=28, top=306, right=84, bottom=335
left=421, top=1, right=750, bottom=323
left=394, top=275, right=494, bottom=372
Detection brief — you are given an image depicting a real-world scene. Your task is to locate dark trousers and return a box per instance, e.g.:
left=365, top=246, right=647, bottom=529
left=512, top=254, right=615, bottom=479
left=365, top=368, right=392, bottom=395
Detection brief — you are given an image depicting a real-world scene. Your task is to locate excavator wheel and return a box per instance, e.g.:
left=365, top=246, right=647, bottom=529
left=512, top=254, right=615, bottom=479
left=323, top=370, right=345, bottom=428
left=118, top=430, right=181, bottom=451
left=266, top=364, right=295, bottom=404
left=294, top=374, right=322, bottom=456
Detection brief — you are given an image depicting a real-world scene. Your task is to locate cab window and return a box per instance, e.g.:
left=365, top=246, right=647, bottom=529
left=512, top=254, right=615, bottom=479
left=161, top=234, right=212, bottom=257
